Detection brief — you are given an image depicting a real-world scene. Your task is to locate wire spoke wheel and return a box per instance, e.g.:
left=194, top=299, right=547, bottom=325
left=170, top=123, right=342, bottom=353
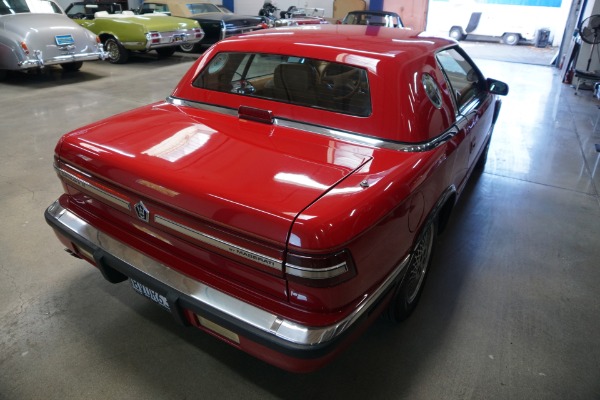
left=405, top=224, right=434, bottom=304
left=105, top=38, right=129, bottom=64
left=385, top=221, right=436, bottom=322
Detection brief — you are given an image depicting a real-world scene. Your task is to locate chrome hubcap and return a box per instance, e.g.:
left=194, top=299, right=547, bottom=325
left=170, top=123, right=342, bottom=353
left=106, top=42, right=119, bottom=61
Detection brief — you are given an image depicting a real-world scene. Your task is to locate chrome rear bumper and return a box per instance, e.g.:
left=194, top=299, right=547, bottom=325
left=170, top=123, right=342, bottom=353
left=45, top=199, right=409, bottom=354
left=18, top=50, right=105, bottom=69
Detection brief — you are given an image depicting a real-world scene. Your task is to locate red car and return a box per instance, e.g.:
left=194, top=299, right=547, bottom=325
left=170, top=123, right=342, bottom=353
left=45, top=25, right=508, bottom=372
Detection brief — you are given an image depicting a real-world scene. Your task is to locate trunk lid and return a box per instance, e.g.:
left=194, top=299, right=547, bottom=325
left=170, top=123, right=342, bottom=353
left=122, top=14, right=197, bottom=30
left=2, top=13, right=95, bottom=54
left=57, top=102, right=371, bottom=246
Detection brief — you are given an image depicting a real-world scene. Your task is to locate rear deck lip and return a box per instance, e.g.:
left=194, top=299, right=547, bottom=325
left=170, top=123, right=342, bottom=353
left=44, top=199, right=409, bottom=357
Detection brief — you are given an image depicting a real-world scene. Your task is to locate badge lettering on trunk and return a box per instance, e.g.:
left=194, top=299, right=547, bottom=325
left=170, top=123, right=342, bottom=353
left=134, top=201, right=150, bottom=222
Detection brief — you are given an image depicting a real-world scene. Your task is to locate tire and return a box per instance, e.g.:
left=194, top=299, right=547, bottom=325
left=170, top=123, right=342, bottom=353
left=156, top=47, right=176, bottom=58
left=502, top=33, right=520, bottom=46
left=385, top=221, right=436, bottom=322
left=60, top=61, right=83, bottom=72
left=449, top=26, right=465, bottom=41
left=104, top=37, right=129, bottom=64
left=179, top=42, right=201, bottom=53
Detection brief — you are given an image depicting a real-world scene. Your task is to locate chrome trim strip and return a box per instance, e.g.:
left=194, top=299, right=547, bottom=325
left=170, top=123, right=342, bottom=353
left=154, top=215, right=282, bottom=271
left=121, top=41, right=146, bottom=47
left=46, top=201, right=410, bottom=347
left=169, top=96, right=238, bottom=116
left=285, top=261, right=349, bottom=279
left=167, top=96, right=457, bottom=153
left=56, top=166, right=131, bottom=211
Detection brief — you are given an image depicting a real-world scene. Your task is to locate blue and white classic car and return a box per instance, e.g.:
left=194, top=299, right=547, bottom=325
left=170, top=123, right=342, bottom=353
left=0, top=0, right=105, bottom=79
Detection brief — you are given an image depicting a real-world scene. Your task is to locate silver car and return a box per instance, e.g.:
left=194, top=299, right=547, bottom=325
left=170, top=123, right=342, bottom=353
left=0, top=0, right=105, bottom=79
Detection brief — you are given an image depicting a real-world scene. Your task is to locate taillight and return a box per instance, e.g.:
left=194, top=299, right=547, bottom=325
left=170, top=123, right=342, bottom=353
left=193, top=28, right=203, bottom=38
left=285, top=249, right=356, bottom=287
left=146, top=31, right=161, bottom=44
left=20, top=41, right=29, bottom=55
left=55, top=162, right=131, bottom=211
left=95, top=36, right=101, bottom=44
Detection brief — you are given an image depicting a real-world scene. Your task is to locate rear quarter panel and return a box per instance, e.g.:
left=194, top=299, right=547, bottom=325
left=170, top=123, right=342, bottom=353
left=0, top=28, right=23, bottom=69
left=80, top=19, right=146, bottom=46
left=286, top=142, right=455, bottom=311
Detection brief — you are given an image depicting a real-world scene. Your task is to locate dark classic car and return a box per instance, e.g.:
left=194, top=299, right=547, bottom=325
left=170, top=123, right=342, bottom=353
left=64, top=1, right=203, bottom=63
left=341, top=10, right=404, bottom=28
left=45, top=25, right=508, bottom=372
left=138, top=0, right=264, bottom=52
left=0, top=0, right=105, bottom=78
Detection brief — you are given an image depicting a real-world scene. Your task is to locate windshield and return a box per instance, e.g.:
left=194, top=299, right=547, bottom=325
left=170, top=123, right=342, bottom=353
left=29, top=0, right=62, bottom=13
left=186, top=2, right=219, bottom=14
left=345, top=12, right=402, bottom=27
left=0, top=0, right=30, bottom=14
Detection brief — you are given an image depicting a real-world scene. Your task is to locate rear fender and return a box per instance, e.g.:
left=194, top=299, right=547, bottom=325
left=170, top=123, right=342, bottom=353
left=428, top=185, right=457, bottom=235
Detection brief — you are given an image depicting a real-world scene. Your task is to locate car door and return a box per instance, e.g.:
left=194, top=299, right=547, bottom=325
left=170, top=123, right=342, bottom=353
left=436, top=47, right=492, bottom=187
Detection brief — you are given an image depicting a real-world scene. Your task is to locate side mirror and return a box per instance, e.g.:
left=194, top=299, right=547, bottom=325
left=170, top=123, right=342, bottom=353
left=487, top=78, right=509, bottom=95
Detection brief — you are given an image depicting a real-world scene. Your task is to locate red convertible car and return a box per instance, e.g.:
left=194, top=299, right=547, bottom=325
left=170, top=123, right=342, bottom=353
left=45, top=25, right=508, bottom=372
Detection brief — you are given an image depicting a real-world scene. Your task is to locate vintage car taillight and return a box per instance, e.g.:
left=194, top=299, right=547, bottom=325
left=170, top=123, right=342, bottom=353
left=95, top=36, right=101, bottom=44
left=20, top=41, right=29, bottom=55
left=193, top=28, right=203, bottom=38
left=55, top=162, right=131, bottom=212
left=146, top=31, right=161, bottom=44
left=285, top=249, right=357, bottom=287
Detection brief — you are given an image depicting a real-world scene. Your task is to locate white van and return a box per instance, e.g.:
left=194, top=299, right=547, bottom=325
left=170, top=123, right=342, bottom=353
left=448, top=10, right=536, bottom=45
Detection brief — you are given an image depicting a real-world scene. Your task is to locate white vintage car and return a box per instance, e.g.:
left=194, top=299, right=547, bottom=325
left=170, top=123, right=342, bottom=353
left=0, top=0, right=105, bottom=79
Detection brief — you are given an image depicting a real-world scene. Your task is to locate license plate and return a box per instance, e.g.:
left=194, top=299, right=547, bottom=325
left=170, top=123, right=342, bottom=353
left=171, top=34, right=185, bottom=43
left=55, top=34, right=75, bottom=46
left=130, top=279, right=171, bottom=311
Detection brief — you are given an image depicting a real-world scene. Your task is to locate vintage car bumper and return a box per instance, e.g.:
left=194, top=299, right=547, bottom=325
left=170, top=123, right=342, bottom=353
left=18, top=50, right=105, bottom=69
left=44, top=198, right=410, bottom=371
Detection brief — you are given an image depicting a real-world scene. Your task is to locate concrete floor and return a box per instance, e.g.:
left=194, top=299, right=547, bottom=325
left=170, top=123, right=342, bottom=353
left=1, top=49, right=599, bottom=400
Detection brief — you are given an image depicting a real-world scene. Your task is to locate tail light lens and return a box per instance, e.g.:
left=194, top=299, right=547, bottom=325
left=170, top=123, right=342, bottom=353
left=285, top=249, right=356, bottom=287
left=193, top=28, right=203, bottom=38
left=147, top=31, right=161, bottom=44
left=20, top=41, right=29, bottom=55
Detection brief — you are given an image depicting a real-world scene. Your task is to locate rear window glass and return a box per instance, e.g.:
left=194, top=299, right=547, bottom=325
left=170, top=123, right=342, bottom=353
left=192, top=52, right=372, bottom=117
left=0, top=0, right=29, bottom=14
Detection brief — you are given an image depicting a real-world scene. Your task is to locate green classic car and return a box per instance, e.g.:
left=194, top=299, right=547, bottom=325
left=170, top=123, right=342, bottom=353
left=64, top=2, right=204, bottom=63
